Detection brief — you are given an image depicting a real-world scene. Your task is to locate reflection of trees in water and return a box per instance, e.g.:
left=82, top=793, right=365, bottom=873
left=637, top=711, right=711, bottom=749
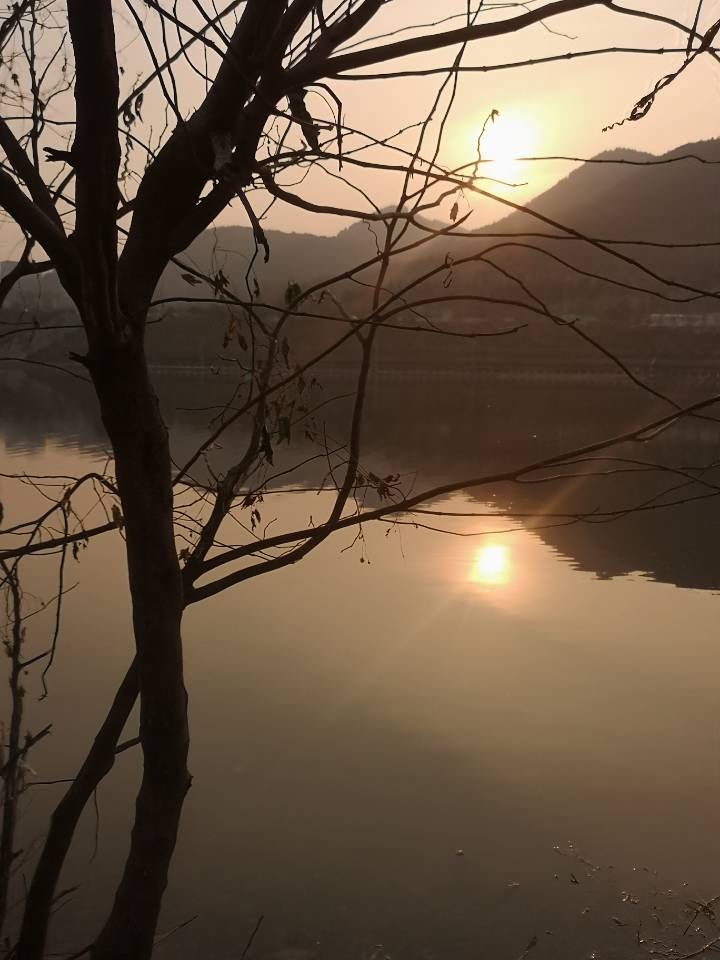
left=4, top=373, right=719, bottom=592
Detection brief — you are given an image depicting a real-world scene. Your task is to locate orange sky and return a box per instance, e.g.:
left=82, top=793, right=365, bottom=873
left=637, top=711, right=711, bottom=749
left=246, top=0, right=719, bottom=235
left=2, top=1, right=720, bottom=259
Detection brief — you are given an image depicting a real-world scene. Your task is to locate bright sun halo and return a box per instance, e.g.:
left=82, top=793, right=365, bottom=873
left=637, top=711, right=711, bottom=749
left=471, top=113, right=537, bottom=182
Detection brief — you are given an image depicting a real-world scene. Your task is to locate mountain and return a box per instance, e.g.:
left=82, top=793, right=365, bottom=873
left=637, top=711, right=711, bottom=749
left=3, top=138, right=720, bottom=370
left=376, top=137, right=720, bottom=374
left=156, top=219, right=381, bottom=302
left=0, top=220, right=381, bottom=312
left=480, top=138, right=720, bottom=243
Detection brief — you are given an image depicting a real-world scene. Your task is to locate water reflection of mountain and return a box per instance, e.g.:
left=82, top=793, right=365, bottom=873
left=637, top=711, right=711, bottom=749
left=347, top=378, right=720, bottom=592
left=2, top=370, right=720, bottom=592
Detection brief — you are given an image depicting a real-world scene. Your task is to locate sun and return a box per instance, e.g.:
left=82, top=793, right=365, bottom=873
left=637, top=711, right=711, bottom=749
left=470, top=112, right=537, bottom=183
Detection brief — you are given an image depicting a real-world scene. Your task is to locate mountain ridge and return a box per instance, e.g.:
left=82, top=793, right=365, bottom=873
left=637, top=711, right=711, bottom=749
left=3, top=137, right=719, bottom=368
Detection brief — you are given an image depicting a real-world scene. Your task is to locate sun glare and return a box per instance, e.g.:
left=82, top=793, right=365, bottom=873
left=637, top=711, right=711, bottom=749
left=470, top=113, right=537, bottom=183
left=470, top=544, right=511, bottom=586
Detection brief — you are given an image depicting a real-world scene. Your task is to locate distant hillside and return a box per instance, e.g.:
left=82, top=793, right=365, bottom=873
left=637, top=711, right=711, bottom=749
left=485, top=138, right=720, bottom=243
left=387, top=138, right=720, bottom=335
left=3, top=138, right=720, bottom=372
left=0, top=221, right=377, bottom=310
left=156, top=219, right=381, bottom=302
left=0, top=215, right=431, bottom=311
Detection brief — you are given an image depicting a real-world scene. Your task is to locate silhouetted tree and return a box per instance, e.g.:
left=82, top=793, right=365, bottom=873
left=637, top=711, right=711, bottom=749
left=0, top=3, right=717, bottom=958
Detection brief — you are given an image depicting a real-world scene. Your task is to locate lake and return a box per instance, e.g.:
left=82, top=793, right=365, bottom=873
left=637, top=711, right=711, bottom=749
left=3, top=371, right=720, bottom=959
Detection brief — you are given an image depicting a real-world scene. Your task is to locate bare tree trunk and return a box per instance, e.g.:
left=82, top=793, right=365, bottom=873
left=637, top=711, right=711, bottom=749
left=56, top=8, right=192, bottom=951
left=86, top=341, right=190, bottom=960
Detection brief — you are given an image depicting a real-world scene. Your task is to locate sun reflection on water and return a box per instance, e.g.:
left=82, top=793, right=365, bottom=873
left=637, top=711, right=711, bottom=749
left=470, top=544, right=511, bottom=586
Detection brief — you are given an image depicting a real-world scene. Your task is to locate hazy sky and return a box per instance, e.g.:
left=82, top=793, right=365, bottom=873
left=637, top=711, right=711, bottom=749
left=2, top=1, right=720, bottom=259
left=253, top=0, right=720, bottom=235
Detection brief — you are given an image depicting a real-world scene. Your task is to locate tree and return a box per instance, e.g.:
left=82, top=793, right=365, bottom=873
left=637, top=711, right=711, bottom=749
left=0, top=2, right=717, bottom=958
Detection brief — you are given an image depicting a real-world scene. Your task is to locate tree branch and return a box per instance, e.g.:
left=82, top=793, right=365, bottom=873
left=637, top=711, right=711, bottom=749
left=289, top=0, right=608, bottom=81
left=188, top=388, right=720, bottom=601
left=0, top=169, right=77, bottom=284
left=15, top=661, right=139, bottom=960
left=66, top=0, right=121, bottom=336
left=0, top=117, right=62, bottom=227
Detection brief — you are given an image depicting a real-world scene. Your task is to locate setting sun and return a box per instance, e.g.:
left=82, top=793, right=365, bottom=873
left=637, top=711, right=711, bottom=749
left=470, top=112, right=538, bottom=182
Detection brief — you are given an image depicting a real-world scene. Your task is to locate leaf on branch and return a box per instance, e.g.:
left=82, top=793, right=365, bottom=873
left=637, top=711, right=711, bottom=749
left=288, top=90, right=321, bottom=152
left=181, top=272, right=202, bottom=286
left=603, top=16, right=720, bottom=131
left=223, top=315, right=237, bottom=350
left=111, top=505, right=124, bottom=529
left=261, top=425, right=273, bottom=465
left=213, top=270, right=230, bottom=297
left=284, top=281, right=302, bottom=305
left=443, top=252, right=455, bottom=288
left=278, top=416, right=291, bottom=445
left=450, top=201, right=459, bottom=222
left=122, top=90, right=145, bottom=128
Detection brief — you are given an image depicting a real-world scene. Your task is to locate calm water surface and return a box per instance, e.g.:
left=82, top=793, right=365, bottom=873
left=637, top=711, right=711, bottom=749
left=3, top=374, right=720, bottom=959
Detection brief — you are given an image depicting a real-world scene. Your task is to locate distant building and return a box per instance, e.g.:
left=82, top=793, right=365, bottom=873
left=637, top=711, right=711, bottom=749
left=641, top=312, right=720, bottom=329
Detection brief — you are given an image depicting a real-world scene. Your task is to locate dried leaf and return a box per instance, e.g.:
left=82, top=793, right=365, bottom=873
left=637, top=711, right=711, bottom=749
left=278, top=416, right=291, bottom=444
left=288, top=89, right=321, bottom=151
left=285, top=281, right=302, bottom=305
left=261, top=425, right=273, bottom=465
